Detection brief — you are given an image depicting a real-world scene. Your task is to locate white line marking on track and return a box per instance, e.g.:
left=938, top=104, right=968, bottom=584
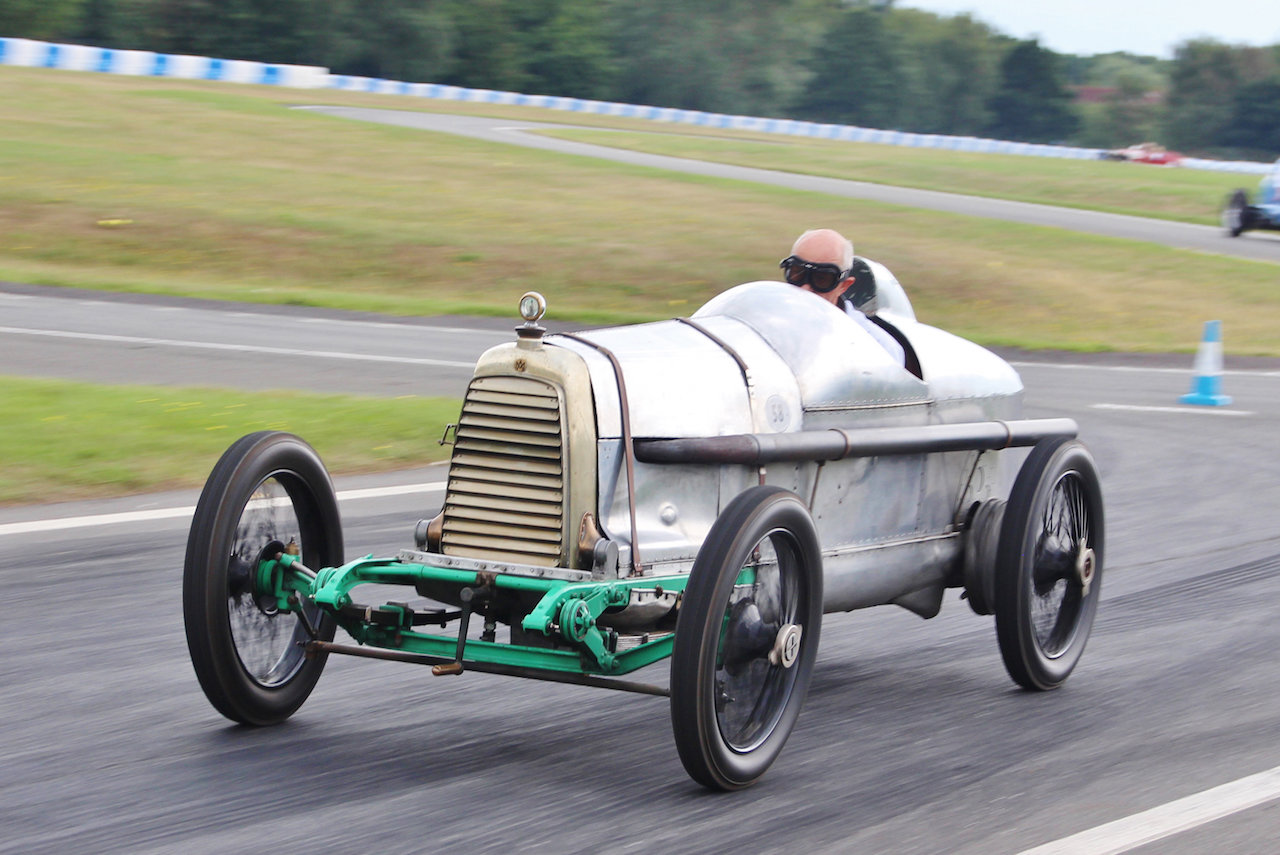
left=0, top=483, right=445, bottom=537
left=335, top=483, right=445, bottom=502
left=1012, top=361, right=1280, bottom=378
left=1019, top=765, right=1280, bottom=854
left=0, top=326, right=475, bottom=368
left=0, top=303, right=505, bottom=336
left=1091, top=403, right=1255, bottom=416
left=263, top=315, right=497, bottom=335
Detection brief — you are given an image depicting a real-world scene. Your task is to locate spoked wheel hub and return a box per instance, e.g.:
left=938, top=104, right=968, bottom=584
left=720, top=601, right=804, bottom=673
left=249, top=539, right=287, bottom=615
left=227, top=555, right=254, bottom=600
left=720, top=599, right=778, bottom=675
left=1076, top=545, right=1097, bottom=596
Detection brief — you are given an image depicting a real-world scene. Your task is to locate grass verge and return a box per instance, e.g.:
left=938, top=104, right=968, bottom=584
left=1, top=66, right=1276, bottom=353
left=0, top=376, right=456, bottom=506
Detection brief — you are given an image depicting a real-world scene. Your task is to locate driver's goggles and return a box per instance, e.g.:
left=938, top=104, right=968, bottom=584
left=779, top=256, right=848, bottom=293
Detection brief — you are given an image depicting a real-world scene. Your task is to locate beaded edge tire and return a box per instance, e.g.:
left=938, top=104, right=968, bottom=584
left=183, top=431, right=342, bottom=725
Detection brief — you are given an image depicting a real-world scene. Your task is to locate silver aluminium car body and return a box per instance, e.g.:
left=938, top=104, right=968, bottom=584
left=426, top=266, right=1032, bottom=624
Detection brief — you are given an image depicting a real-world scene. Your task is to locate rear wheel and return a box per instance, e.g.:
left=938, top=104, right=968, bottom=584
left=994, top=438, right=1104, bottom=691
left=670, top=486, right=823, bottom=790
left=1222, top=189, right=1251, bottom=237
left=184, top=431, right=342, bottom=725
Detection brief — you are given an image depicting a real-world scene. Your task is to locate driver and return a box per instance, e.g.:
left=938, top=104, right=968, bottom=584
left=1260, top=157, right=1280, bottom=208
left=779, top=228, right=905, bottom=366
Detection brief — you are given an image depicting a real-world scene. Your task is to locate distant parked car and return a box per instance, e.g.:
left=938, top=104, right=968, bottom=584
left=1222, top=158, right=1280, bottom=238
left=1099, top=142, right=1184, bottom=166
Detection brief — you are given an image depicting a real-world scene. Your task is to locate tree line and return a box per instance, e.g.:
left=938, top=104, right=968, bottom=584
left=5, top=0, right=1279, bottom=159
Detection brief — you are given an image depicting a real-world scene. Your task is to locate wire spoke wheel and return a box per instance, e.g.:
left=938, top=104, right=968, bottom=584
left=184, top=432, right=343, bottom=725
left=671, top=486, right=822, bottom=790
left=995, top=438, right=1104, bottom=690
left=716, top=534, right=802, bottom=751
left=225, top=478, right=317, bottom=687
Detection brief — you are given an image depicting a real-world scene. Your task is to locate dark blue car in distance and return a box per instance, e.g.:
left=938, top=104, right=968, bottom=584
left=1223, top=158, right=1280, bottom=237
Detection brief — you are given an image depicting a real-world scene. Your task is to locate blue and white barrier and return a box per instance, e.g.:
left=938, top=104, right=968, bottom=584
left=2, top=34, right=1272, bottom=173
left=0, top=36, right=327, bottom=88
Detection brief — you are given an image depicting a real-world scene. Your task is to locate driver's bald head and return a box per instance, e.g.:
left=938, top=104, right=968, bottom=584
left=791, top=228, right=854, bottom=270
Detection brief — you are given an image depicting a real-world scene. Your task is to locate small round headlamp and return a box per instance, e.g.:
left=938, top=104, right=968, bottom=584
left=519, top=291, right=547, bottom=323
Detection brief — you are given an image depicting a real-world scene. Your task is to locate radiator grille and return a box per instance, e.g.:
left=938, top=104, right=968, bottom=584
left=441, top=375, right=565, bottom=565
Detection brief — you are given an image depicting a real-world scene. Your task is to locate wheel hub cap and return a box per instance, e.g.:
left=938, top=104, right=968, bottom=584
left=1076, top=546, right=1096, bottom=596
left=769, top=624, right=803, bottom=668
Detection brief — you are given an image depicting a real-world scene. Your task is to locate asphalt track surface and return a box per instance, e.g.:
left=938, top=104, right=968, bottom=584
left=5, top=289, right=1280, bottom=854
left=5, top=115, right=1280, bottom=854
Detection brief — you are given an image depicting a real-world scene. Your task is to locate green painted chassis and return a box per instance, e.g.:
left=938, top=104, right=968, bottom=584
left=263, top=551, right=711, bottom=690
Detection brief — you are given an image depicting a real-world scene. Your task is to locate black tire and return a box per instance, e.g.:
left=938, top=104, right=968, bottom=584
left=670, top=486, right=823, bottom=790
left=183, top=431, right=342, bottom=725
left=994, top=438, right=1104, bottom=691
left=1222, top=189, right=1250, bottom=237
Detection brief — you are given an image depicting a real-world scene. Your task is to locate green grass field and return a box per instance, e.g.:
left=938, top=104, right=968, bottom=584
left=3, top=66, right=1276, bottom=343
left=1, top=66, right=1277, bottom=504
left=0, top=376, right=458, bottom=505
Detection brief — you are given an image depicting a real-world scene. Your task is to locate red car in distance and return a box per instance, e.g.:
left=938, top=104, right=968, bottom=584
left=1099, top=141, right=1184, bottom=166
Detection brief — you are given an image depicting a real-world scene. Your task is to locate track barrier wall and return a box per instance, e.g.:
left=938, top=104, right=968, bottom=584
left=0, top=36, right=328, bottom=88
left=2, top=35, right=1271, bottom=175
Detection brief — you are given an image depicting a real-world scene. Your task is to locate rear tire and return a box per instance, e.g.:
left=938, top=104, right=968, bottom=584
left=670, top=486, right=823, bottom=790
left=1223, top=189, right=1251, bottom=237
left=183, top=431, right=342, bottom=725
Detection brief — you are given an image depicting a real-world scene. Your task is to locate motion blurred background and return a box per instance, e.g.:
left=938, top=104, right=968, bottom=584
left=3, top=0, right=1279, bottom=158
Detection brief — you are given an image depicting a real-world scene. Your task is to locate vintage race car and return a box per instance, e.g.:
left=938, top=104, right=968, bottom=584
left=184, top=261, right=1104, bottom=790
left=1223, top=158, right=1280, bottom=237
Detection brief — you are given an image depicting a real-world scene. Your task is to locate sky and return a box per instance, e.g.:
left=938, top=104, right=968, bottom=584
left=899, top=1, right=1280, bottom=58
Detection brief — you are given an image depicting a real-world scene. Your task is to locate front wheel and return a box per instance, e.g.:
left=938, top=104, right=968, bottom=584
left=183, top=431, right=343, bottom=725
left=670, top=486, right=823, bottom=790
left=994, top=438, right=1104, bottom=691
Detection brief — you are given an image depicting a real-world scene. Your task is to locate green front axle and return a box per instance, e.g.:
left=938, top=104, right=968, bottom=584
left=259, top=553, right=687, bottom=681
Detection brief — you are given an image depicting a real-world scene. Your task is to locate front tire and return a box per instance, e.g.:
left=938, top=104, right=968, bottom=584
left=994, top=438, right=1104, bottom=691
left=183, top=431, right=343, bottom=725
left=670, top=486, right=823, bottom=790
